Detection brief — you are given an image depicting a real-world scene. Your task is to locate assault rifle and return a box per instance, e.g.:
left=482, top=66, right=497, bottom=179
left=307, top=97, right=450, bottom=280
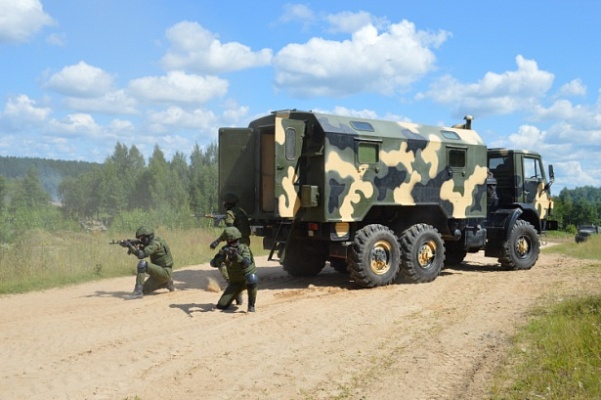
left=109, top=239, right=142, bottom=248
left=204, top=213, right=226, bottom=227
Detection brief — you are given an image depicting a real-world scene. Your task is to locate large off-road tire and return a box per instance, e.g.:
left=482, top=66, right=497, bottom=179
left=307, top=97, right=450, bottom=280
left=348, top=224, right=401, bottom=287
left=444, top=241, right=467, bottom=267
left=282, top=239, right=327, bottom=277
left=498, top=219, right=539, bottom=270
left=400, top=224, right=444, bottom=283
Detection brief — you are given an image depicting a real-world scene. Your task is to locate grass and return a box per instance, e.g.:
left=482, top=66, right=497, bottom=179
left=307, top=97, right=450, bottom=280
left=543, top=232, right=601, bottom=260
left=491, top=295, right=601, bottom=399
left=490, top=234, right=601, bottom=399
left=0, top=227, right=267, bottom=295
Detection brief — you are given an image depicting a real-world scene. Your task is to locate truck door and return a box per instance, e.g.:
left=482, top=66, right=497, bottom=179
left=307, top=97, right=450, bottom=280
left=274, top=116, right=304, bottom=218
left=218, top=128, right=256, bottom=215
left=520, top=155, right=546, bottom=205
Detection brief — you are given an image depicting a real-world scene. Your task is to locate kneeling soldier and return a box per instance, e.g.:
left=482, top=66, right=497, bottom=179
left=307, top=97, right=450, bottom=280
left=210, top=227, right=258, bottom=312
left=124, top=226, right=175, bottom=300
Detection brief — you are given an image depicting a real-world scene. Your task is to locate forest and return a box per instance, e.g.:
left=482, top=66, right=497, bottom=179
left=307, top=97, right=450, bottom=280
left=0, top=142, right=219, bottom=243
left=0, top=143, right=599, bottom=244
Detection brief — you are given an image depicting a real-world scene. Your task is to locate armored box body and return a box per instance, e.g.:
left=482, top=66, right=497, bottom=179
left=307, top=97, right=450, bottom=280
left=219, top=110, right=489, bottom=226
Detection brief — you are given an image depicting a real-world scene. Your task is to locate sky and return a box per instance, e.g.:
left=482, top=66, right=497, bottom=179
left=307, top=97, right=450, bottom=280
left=1, top=1, right=601, bottom=194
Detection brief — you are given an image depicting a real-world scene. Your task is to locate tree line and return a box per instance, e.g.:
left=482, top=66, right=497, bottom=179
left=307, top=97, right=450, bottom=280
left=552, top=186, right=601, bottom=231
left=0, top=142, right=219, bottom=242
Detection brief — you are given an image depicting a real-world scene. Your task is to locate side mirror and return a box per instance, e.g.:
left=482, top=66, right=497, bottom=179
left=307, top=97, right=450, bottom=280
left=544, top=164, right=555, bottom=192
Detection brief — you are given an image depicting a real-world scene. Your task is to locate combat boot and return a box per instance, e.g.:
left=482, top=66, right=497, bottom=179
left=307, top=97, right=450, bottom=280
left=166, top=279, right=175, bottom=292
left=247, top=305, right=255, bottom=313
left=235, top=293, right=243, bottom=305
left=126, top=284, right=143, bottom=300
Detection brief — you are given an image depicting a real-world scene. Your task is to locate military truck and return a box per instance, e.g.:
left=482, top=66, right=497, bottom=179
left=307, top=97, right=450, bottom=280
left=218, top=110, right=556, bottom=288
left=575, top=224, right=599, bottom=243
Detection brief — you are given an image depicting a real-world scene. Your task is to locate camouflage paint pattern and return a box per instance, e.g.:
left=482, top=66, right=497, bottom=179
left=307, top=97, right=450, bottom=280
left=225, top=110, right=552, bottom=226
left=314, top=112, right=488, bottom=222
left=274, top=112, right=302, bottom=218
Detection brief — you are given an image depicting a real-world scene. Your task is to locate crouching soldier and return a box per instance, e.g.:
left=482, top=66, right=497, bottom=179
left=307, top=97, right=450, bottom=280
left=124, top=226, right=175, bottom=300
left=210, top=227, right=258, bottom=312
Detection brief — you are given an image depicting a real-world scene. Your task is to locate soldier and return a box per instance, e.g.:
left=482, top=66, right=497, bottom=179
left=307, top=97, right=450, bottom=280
left=209, top=192, right=251, bottom=305
left=210, top=227, right=258, bottom=312
left=124, top=226, right=175, bottom=300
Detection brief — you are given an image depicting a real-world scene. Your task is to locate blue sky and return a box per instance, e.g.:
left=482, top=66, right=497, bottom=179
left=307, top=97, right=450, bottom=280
left=1, top=1, right=601, bottom=193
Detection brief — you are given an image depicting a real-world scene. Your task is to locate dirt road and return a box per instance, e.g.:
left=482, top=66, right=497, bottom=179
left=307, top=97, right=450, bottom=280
left=1, top=246, right=598, bottom=400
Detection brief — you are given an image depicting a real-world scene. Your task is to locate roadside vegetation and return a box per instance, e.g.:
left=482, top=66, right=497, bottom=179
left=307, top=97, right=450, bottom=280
left=491, top=234, right=601, bottom=399
left=0, top=226, right=267, bottom=295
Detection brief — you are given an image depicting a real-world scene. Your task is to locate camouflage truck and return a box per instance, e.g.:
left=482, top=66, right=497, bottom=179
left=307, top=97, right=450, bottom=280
left=218, top=110, right=556, bottom=287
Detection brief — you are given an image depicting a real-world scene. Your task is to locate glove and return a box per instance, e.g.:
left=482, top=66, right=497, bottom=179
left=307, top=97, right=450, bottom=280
left=210, top=239, right=220, bottom=249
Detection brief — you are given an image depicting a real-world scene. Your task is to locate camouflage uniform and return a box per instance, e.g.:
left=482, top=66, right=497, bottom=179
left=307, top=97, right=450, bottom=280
left=210, top=193, right=251, bottom=305
left=126, top=226, right=174, bottom=299
left=210, top=227, right=258, bottom=312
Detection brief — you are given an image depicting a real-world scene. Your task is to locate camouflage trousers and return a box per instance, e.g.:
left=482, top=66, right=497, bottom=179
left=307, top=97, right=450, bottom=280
left=136, top=263, right=173, bottom=294
left=217, top=279, right=257, bottom=309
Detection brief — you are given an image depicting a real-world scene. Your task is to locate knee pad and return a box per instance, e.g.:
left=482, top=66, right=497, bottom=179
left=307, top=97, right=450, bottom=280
left=137, top=260, right=148, bottom=273
left=245, top=273, right=258, bottom=288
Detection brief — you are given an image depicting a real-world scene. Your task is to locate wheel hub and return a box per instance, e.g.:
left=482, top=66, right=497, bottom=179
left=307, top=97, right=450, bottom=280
left=418, top=240, right=436, bottom=268
left=370, top=240, right=392, bottom=275
left=516, top=235, right=530, bottom=258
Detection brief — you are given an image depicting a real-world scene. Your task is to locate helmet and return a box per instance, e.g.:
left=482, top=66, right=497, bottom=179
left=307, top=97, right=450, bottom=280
left=222, top=192, right=239, bottom=204
left=136, top=226, right=154, bottom=238
left=223, top=227, right=242, bottom=241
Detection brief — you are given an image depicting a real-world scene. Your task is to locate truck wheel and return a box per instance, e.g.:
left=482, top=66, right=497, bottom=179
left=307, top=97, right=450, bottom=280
left=348, top=224, right=401, bottom=287
left=283, top=239, right=327, bottom=276
left=400, top=224, right=444, bottom=283
left=499, top=219, right=539, bottom=270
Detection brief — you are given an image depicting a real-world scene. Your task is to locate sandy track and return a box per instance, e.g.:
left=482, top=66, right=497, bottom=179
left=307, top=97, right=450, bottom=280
left=1, top=247, right=597, bottom=400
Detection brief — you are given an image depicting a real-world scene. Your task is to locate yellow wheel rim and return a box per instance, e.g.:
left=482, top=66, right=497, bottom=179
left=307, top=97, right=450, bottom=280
left=418, top=240, right=436, bottom=268
left=370, top=240, right=392, bottom=275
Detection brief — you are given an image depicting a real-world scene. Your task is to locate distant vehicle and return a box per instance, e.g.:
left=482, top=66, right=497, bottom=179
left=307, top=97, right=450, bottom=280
left=218, top=110, right=557, bottom=287
left=575, top=225, right=600, bottom=243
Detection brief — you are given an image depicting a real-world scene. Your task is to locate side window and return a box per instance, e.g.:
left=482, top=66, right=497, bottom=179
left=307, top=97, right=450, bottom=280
left=285, top=127, right=296, bottom=160
left=357, top=142, right=379, bottom=164
left=448, top=148, right=466, bottom=169
left=524, top=157, right=541, bottom=179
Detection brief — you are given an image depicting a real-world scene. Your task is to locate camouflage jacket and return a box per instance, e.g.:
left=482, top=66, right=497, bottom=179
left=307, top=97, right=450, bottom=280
left=132, top=236, right=174, bottom=268
left=211, top=243, right=256, bottom=281
left=223, top=206, right=251, bottom=239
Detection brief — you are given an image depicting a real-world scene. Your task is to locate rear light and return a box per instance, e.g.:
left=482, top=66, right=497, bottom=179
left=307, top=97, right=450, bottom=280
left=308, top=223, right=319, bottom=231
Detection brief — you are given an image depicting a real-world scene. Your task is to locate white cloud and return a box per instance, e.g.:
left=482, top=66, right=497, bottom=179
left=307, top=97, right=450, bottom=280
left=1, top=94, right=51, bottom=130
left=47, top=113, right=103, bottom=138
left=0, top=0, right=55, bottom=43
left=558, top=79, right=586, bottom=97
left=554, top=160, right=599, bottom=188
left=128, top=71, right=228, bottom=105
left=273, top=19, right=449, bottom=98
left=420, top=55, right=554, bottom=117
left=160, top=21, right=273, bottom=73
left=145, top=106, right=219, bottom=133
left=46, top=32, right=66, bottom=47
left=45, top=61, right=116, bottom=97
left=63, top=90, right=138, bottom=115
left=325, top=11, right=380, bottom=34
left=278, top=4, right=316, bottom=25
